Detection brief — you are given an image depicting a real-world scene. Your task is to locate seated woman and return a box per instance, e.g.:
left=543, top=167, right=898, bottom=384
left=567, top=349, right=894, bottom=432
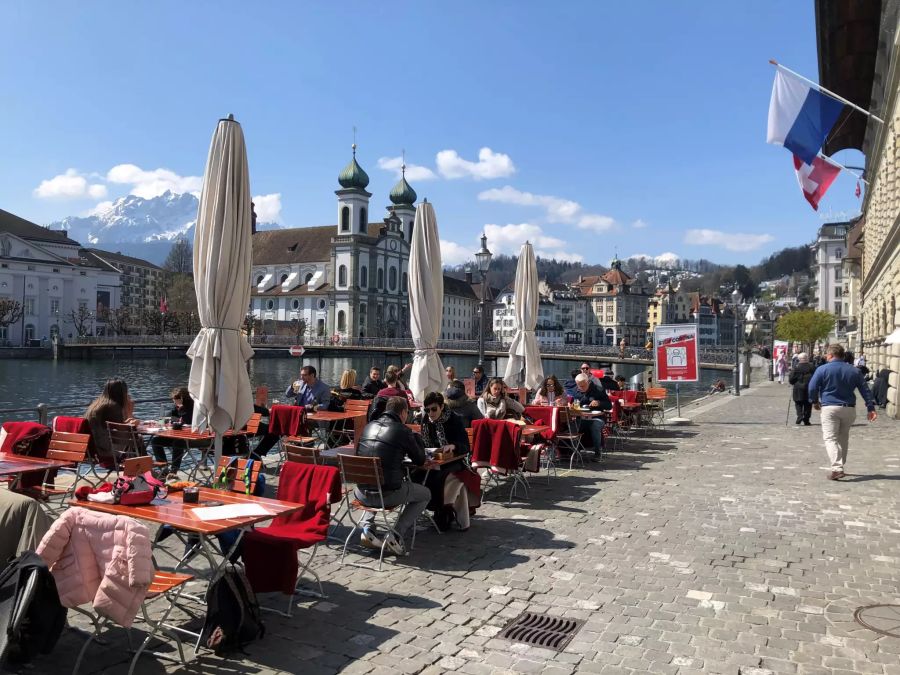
left=418, top=392, right=477, bottom=531
left=444, top=379, right=483, bottom=427
left=85, top=378, right=140, bottom=467
left=334, top=368, right=364, bottom=401
left=477, top=377, right=525, bottom=420
left=532, top=375, right=568, bottom=406
left=149, top=386, right=193, bottom=478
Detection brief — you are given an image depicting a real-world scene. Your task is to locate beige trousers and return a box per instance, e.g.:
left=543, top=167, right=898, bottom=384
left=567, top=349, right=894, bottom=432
left=443, top=473, right=470, bottom=529
left=820, top=405, right=856, bottom=471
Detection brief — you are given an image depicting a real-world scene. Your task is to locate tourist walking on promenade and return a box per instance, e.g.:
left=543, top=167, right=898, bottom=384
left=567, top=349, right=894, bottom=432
left=788, top=353, right=814, bottom=425
left=775, top=351, right=789, bottom=384
left=807, top=344, right=877, bottom=480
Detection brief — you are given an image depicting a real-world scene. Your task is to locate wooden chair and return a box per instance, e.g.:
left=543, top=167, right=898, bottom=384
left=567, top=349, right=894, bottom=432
left=555, top=408, right=589, bottom=468
left=284, top=442, right=321, bottom=465
left=343, top=399, right=371, bottom=415
left=106, top=421, right=145, bottom=474
left=123, top=455, right=154, bottom=477
left=254, top=386, right=269, bottom=408
left=338, top=454, right=413, bottom=571
left=21, top=431, right=90, bottom=513
left=644, top=387, right=667, bottom=425
left=214, top=456, right=263, bottom=494
left=463, top=378, right=476, bottom=397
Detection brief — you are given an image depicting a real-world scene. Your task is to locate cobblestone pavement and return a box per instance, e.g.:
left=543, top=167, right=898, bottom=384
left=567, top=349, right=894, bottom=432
left=24, top=383, right=900, bottom=674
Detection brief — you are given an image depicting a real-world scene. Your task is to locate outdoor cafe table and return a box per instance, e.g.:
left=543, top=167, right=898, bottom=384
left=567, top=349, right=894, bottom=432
left=69, top=488, right=303, bottom=583
left=0, top=452, right=76, bottom=492
left=306, top=410, right=367, bottom=449
left=138, top=425, right=251, bottom=483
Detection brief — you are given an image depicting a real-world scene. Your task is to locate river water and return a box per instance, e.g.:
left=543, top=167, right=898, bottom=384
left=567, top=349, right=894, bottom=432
left=0, top=354, right=723, bottom=422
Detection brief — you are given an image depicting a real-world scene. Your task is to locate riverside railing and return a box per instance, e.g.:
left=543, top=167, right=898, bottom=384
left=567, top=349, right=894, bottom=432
left=0, top=397, right=172, bottom=425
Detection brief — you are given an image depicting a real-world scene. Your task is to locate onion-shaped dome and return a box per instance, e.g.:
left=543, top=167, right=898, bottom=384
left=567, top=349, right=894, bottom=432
left=338, top=144, right=369, bottom=189
left=389, top=166, right=417, bottom=205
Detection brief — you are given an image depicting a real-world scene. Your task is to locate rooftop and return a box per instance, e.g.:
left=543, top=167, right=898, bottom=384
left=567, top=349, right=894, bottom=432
left=0, top=208, right=81, bottom=246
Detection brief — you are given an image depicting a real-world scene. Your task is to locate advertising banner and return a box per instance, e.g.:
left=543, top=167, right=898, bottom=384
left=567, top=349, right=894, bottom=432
left=654, top=324, right=699, bottom=383
left=773, top=340, right=789, bottom=374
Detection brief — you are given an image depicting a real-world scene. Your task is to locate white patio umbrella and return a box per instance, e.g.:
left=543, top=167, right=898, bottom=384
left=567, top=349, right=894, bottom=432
left=187, top=115, right=255, bottom=467
left=408, top=200, right=446, bottom=403
left=503, top=241, right=543, bottom=390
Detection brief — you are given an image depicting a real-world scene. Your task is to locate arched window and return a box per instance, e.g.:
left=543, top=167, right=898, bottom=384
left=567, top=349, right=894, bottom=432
left=337, top=310, right=346, bottom=332
left=280, top=273, right=288, bottom=283
left=401, top=272, right=408, bottom=293
left=360, top=265, right=368, bottom=288
left=338, top=265, right=347, bottom=287
left=291, top=299, right=300, bottom=310
left=377, top=268, right=384, bottom=289
left=255, top=274, right=264, bottom=285
left=389, top=267, right=397, bottom=291
left=359, top=207, right=367, bottom=232
left=266, top=299, right=275, bottom=310
left=304, top=272, right=313, bottom=284
left=340, top=206, right=350, bottom=232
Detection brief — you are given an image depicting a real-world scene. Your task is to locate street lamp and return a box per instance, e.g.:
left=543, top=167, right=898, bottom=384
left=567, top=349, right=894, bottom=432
left=475, top=233, right=493, bottom=369
left=767, top=309, right=775, bottom=382
left=731, top=286, right=741, bottom=396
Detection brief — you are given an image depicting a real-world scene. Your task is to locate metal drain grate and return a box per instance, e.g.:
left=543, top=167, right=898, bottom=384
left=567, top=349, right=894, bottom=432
left=497, top=611, right=584, bottom=651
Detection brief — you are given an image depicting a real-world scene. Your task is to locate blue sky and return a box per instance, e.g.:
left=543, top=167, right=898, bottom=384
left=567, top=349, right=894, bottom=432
left=0, top=1, right=865, bottom=267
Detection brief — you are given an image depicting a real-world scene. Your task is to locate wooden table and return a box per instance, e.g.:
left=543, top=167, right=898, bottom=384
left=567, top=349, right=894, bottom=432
left=521, top=424, right=550, bottom=439
left=307, top=410, right=367, bottom=449
left=0, top=452, right=77, bottom=491
left=141, top=426, right=251, bottom=483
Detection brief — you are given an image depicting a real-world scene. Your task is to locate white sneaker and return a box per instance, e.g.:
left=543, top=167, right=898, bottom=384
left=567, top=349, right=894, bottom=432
left=359, top=529, right=383, bottom=550
left=384, top=533, right=407, bottom=556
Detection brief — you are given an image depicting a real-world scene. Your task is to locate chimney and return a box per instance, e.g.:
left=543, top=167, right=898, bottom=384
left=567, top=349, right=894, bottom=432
left=465, top=271, right=473, bottom=284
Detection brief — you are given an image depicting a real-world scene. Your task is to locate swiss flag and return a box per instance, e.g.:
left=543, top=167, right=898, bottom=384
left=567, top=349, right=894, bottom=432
left=793, top=154, right=841, bottom=210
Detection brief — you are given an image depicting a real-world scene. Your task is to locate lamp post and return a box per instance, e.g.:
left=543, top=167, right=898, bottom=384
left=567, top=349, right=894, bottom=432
left=767, top=309, right=775, bottom=382
left=475, top=233, right=493, bottom=369
left=731, top=286, right=741, bottom=396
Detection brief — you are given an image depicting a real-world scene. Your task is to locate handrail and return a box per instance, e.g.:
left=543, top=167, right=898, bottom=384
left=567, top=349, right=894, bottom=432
left=0, top=397, right=171, bottom=425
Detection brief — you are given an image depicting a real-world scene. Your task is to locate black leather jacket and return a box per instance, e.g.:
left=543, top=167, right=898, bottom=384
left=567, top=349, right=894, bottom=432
left=357, top=412, right=425, bottom=491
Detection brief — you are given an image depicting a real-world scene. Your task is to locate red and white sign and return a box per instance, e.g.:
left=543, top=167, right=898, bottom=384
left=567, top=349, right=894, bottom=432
left=288, top=345, right=305, bottom=357
left=654, top=325, right=699, bottom=383
left=793, top=154, right=840, bottom=211
left=773, top=340, right=789, bottom=375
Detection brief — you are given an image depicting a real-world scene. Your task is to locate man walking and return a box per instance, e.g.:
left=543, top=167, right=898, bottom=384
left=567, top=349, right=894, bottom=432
left=808, top=344, right=877, bottom=480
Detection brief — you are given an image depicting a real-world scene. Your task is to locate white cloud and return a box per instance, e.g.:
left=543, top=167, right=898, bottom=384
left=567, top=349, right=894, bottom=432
left=376, top=156, right=437, bottom=181
left=632, top=219, right=648, bottom=229
left=84, top=200, right=114, bottom=217
left=484, top=223, right=566, bottom=253
left=629, top=252, right=681, bottom=268
left=537, top=249, right=584, bottom=263
left=439, top=240, right=473, bottom=266
left=478, top=185, right=615, bottom=232
left=685, top=228, right=775, bottom=252
left=252, top=193, right=282, bottom=223
left=33, top=169, right=108, bottom=200
left=436, top=147, right=515, bottom=180
left=106, top=163, right=202, bottom=199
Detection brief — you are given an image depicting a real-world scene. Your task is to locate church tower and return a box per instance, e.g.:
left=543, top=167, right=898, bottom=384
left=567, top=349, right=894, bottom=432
left=388, top=164, right=417, bottom=244
left=335, top=143, right=371, bottom=236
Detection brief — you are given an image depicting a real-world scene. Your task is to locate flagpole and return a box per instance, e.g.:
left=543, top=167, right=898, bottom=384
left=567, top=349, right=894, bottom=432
left=769, top=60, right=885, bottom=125
left=817, top=153, right=869, bottom=186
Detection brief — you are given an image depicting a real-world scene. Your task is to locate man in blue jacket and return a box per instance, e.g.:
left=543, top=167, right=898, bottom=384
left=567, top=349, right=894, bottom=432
left=808, top=343, right=877, bottom=480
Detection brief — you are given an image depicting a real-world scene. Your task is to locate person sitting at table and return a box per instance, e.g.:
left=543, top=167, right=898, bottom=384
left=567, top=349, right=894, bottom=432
left=149, top=386, right=193, bottom=478
left=563, top=369, right=581, bottom=399
left=571, top=372, right=612, bottom=457
left=85, top=378, right=141, bottom=466
left=444, top=379, right=483, bottom=427
left=445, top=365, right=456, bottom=383
left=478, top=377, right=525, bottom=420
left=599, top=372, right=621, bottom=392
left=369, top=369, right=407, bottom=421
left=532, top=375, right=568, bottom=406
left=361, top=366, right=386, bottom=397
left=284, top=365, right=331, bottom=412
left=418, top=392, right=475, bottom=531
left=472, top=365, right=489, bottom=396
left=335, top=369, right=364, bottom=401
left=580, top=363, right=601, bottom=387
left=355, top=396, right=430, bottom=555
left=614, top=375, right=628, bottom=390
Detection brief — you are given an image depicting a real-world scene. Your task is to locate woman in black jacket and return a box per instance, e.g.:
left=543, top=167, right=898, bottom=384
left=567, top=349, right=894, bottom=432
left=417, top=392, right=474, bottom=530
left=149, top=386, right=194, bottom=476
left=788, top=353, right=815, bottom=425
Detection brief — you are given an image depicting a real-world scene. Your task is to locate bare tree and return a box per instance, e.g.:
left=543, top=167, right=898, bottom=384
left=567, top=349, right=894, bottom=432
left=242, top=313, right=260, bottom=338
left=0, top=299, right=24, bottom=335
left=64, top=306, right=94, bottom=337
left=290, top=317, right=307, bottom=344
left=163, top=238, right=193, bottom=275
left=98, top=307, right=130, bottom=335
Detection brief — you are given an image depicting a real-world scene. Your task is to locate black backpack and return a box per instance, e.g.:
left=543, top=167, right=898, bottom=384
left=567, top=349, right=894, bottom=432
left=200, top=563, right=265, bottom=655
left=0, top=551, right=67, bottom=666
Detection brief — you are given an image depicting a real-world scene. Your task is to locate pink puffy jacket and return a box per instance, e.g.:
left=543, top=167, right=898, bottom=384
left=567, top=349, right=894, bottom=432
left=37, top=508, right=154, bottom=627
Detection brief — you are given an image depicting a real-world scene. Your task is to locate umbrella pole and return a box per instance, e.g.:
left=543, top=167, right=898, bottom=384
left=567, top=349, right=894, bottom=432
left=214, top=435, right=223, bottom=472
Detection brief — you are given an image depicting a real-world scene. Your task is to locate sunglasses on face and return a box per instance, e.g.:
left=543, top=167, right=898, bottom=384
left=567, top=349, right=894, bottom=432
left=426, top=406, right=441, bottom=413
left=581, top=367, right=590, bottom=371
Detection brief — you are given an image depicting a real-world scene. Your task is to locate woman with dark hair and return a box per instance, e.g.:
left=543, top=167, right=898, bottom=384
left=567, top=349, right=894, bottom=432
left=477, top=377, right=524, bottom=419
left=85, top=378, right=139, bottom=465
left=149, top=386, right=194, bottom=477
left=532, top=375, right=567, bottom=406
left=417, top=391, right=477, bottom=530
left=444, top=379, right=483, bottom=427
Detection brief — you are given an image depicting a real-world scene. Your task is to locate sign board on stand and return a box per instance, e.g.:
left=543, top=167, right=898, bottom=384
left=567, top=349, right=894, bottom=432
left=772, top=340, right=789, bottom=375
left=288, top=345, right=305, bottom=357
left=654, top=324, right=699, bottom=420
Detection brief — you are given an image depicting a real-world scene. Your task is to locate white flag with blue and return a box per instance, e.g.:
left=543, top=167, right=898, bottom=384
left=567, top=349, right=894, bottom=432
left=767, top=68, right=844, bottom=165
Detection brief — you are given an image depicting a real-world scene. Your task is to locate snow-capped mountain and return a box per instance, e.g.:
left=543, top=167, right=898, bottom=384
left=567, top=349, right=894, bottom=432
left=48, top=191, right=281, bottom=264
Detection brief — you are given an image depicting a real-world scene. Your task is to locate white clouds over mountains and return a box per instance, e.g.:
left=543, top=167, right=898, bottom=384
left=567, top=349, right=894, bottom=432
left=685, top=228, right=775, bottom=252
left=33, top=169, right=107, bottom=200
left=478, top=186, right=615, bottom=233
left=106, top=164, right=202, bottom=199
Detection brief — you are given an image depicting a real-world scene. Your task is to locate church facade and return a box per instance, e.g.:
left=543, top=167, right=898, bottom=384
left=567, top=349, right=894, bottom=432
left=250, top=146, right=418, bottom=340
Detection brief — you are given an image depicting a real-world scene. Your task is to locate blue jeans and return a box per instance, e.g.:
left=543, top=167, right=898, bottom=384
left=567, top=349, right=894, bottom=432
left=578, top=418, right=605, bottom=452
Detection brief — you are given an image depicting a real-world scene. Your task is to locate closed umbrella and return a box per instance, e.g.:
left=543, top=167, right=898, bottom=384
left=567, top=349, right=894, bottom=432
left=187, top=115, right=255, bottom=467
left=408, top=200, right=446, bottom=403
left=504, top=241, right=543, bottom=390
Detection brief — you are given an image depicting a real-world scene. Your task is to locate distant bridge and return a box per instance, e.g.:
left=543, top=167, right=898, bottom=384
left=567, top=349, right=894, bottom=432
left=63, top=335, right=736, bottom=371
